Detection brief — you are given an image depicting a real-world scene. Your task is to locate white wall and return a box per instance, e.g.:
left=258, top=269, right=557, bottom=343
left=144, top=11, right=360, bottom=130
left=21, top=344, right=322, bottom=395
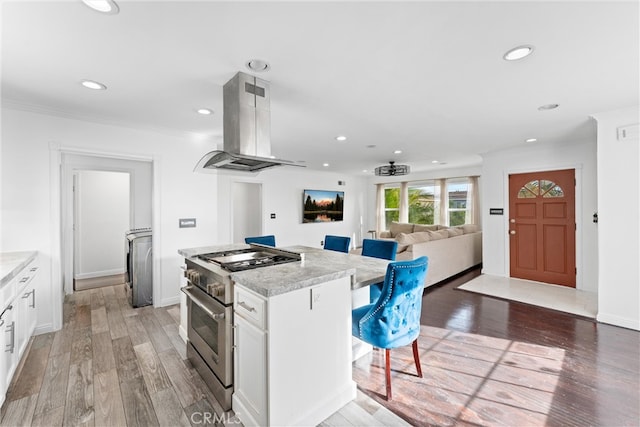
left=480, top=137, right=599, bottom=293
left=75, top=170, right=129, bottom=278
left=592, top=107, right=639, bottom=330
left=1, top=108, right=221, bottom=331
left=217, top=168, right=368, bottom=249
left=64, top=153, right=153, bottom=229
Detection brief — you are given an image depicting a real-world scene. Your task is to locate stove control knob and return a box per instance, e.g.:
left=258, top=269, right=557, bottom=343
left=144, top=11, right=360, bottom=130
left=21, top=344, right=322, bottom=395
left=185, top=269, right=200, bottom=284
left=210, top=283, right=225, bottom=297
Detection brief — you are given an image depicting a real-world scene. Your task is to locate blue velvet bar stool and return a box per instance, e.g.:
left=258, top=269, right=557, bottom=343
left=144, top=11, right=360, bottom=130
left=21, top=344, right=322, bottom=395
left=352, top=256, right=429, bottom=401
left=244, top=235, right=276, bottom=247
left=323, top=235, right=351, bottom=253
left=361, top=239, right=398, bottom=303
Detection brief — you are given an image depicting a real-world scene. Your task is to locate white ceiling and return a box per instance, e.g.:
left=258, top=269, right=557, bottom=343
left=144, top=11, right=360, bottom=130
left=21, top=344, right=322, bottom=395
left=2, top=1, right=638, bottom=175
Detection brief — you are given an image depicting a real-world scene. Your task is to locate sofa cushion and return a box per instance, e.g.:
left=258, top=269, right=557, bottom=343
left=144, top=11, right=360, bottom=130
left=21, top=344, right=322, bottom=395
left=447, top=227, right=464, bottom=237
left=427, top=229, right=449, bottom=240
left=460, top=224, right=479, bottom=234
left=412, top=224, right=440, bottom=232
left=396, top=231, right=431, bottom=245
left=389, top=222, right=414, bottom=237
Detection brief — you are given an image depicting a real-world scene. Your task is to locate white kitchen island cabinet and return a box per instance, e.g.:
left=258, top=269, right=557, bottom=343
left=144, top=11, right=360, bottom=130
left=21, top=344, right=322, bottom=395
left=233, top=276, right=356, bottom=427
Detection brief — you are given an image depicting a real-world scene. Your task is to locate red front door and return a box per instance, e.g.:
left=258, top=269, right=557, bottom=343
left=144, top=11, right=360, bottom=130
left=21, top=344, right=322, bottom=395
left=508, top=169, right=576, bottom=287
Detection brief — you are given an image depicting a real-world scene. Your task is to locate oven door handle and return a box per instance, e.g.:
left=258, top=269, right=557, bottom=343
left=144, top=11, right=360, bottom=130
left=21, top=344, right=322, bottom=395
left=181, top=286, right=225, bottom=321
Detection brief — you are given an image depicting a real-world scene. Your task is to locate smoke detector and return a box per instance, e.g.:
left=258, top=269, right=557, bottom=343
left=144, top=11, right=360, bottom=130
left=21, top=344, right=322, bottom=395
left=374, top=161, right=410, bottom=176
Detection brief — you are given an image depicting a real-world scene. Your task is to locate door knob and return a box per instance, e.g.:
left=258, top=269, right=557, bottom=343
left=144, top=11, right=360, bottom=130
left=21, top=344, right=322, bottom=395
left=510, top=230, right=516, bottom=235
left=510, top=219, right=516, bottom=223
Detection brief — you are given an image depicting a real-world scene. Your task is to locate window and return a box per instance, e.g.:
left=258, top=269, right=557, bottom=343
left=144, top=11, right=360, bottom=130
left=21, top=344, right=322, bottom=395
left=517, top=180, right=564, bottom=198
left=408, top=182, right=440, bottom=225
left=380, top=176, right=478, bottom=229
left=384, top=187, right=400, bottom=229
left=447, top=179, right=472, bottom=226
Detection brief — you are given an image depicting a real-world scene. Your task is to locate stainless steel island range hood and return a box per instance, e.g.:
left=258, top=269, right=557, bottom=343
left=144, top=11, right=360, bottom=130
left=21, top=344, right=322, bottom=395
left=195, top=72, right=301, bottom=173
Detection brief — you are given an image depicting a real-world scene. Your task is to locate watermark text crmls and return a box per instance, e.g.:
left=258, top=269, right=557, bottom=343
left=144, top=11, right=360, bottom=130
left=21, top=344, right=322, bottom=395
left=190, top=411, right=241, bottom=425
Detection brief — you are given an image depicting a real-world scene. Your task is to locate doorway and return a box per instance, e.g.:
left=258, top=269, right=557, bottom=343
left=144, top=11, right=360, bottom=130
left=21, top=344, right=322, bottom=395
left=508, top=169, right=576, bottom=287
left=232, top=182, right=262, bottom=244
left=73, top=170, right=130, bottom=291
left=61, top=153, right=153, bottom=296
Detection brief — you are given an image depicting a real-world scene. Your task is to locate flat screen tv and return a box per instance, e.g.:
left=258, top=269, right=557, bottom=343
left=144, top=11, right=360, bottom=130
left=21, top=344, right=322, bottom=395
left=303, top=189, right=344, bottom=223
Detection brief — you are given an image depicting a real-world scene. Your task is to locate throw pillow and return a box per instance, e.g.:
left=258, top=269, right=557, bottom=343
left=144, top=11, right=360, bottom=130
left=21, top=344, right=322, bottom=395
left=413, top=224, right=440, bottom=232
left=461, top=224, right=479, bottom=234
left=389, top=221, right=414, bottom=237
left=447, top=227, right=464, bottom=237
left=427, top=230, right=449, bottom=241
left=396, top=231, right=431, bottom=245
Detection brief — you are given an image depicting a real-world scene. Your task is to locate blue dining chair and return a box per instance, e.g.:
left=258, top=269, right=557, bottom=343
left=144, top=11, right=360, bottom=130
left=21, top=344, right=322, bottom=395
left=323, top=235, right=351, bottom=253
left=244, top=235, right=276, bottom=247
left=361, top=239, right=398, bottom=303
left=352, top=256, right=429, bottom=401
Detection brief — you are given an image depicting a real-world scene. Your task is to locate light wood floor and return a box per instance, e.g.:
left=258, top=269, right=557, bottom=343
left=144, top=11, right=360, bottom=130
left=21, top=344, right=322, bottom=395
left=1, top=283, right=407, bottom=427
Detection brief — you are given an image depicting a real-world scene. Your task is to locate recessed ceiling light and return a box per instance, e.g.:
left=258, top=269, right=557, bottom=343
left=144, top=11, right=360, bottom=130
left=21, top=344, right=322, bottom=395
left=82, top=0, right=119, bottom=14
left=362, top=169, right=368, bottom=173
left=323, top=163, right=329, bottom=167
left=431, top=160, right=439, bottom=164
left=197, top=108, right=213, bottom=115
left=81, top=79, right=107, bottom=90
left=525, top=138, right=538, bottom=143
left=394, top=150, right=402, bottom=154
left=503, top=45, right=534, bottom=61
left=538, top=103, right=559, bottom=111
left=245, top=59, right=270, bottom=72
left=335, top=135, right=347, bottom=141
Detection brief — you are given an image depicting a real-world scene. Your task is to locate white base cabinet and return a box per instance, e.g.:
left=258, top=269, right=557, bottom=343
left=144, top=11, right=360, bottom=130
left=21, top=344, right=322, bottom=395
left=0, top=256, right=39, bottom=407
left=233, top=277, right=356, bottom=427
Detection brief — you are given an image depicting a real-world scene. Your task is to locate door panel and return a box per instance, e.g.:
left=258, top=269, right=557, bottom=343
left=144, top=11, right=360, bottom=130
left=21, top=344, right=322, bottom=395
left=509, top=169, right=576, bottom=287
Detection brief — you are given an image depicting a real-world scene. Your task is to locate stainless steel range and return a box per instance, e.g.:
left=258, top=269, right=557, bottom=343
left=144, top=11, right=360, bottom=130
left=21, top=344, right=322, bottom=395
left=181, top=245, right=301, bottom=410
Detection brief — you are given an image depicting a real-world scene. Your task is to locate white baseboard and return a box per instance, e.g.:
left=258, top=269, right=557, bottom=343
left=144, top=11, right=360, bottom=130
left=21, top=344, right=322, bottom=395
left=179, top=324, right=188, bottom=343
left=74, top=269, right=124, bottom=280
left=597, top=312, right=640, bottom=331
left=158, top=295, right=180, bottom=307
left=34, top=323, right=55, bottom=335
left=290, top=380, right=357, bottom=427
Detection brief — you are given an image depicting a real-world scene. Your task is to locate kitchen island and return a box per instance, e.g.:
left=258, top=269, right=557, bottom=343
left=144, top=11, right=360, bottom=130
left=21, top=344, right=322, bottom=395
left=178, top=244, right=389, bottom=427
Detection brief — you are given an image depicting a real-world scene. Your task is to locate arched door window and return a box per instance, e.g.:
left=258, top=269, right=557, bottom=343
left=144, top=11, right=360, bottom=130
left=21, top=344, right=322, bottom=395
left=517, top=179, right=564, bottom=198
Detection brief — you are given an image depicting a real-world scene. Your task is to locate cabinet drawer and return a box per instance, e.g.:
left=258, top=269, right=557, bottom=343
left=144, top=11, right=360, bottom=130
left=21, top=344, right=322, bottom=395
left=1, top=280, right=16, bottom=312
left=16, top=264, right=38, bottom=293
left=234, top=287, right=266, bottom=329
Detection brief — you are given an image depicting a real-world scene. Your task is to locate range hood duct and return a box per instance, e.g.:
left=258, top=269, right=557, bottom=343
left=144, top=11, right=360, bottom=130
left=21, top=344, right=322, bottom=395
left=195, top=72, right=302, bottom=173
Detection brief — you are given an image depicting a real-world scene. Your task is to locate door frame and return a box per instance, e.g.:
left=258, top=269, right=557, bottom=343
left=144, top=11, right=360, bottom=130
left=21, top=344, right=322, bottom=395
left=50, top=144, right=158, bottom=331
left=231, top=181, right=264, bottom=244
left=502, top=164, right=584, bottom=289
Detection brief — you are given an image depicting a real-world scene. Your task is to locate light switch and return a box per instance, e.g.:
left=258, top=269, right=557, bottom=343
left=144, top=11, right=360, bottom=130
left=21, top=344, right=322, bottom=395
left=179, top=218, right=196, bottom=228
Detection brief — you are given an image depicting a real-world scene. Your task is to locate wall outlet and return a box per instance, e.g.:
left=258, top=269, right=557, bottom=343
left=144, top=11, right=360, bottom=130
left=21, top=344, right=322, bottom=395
left=320, top=240, right=324, bottom=246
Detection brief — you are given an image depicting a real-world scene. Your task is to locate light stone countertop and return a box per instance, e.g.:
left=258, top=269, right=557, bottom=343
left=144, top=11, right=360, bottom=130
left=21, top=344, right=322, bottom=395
left=0, top=251, right=38, bottom=288
left=178, top=244, right=390, bottom=298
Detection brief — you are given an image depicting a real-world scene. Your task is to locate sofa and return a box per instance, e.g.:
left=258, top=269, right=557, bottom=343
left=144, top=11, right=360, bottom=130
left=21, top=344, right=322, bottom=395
left=355, top=222, right=482, bottom=288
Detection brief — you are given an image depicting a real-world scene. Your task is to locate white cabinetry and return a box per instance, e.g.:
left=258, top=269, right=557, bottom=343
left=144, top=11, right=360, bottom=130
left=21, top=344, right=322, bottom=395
left=232, top=277, right=356, bottom=427
left=0, top=257, right=39, bottom=407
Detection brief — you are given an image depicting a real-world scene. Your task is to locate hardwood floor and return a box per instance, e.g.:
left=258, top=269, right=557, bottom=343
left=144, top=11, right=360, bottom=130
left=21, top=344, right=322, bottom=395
left=353, top=268, right=640, bottom=426
left=1, top=283, right=406, bottom=427
left=3, top=271, right=638, bottom=426
left=0, top=284, right=234, bottom=427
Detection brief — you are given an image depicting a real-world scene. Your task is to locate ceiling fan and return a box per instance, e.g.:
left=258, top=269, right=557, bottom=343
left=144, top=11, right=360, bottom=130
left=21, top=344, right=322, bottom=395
left=374, top=161, right=410, bottom=176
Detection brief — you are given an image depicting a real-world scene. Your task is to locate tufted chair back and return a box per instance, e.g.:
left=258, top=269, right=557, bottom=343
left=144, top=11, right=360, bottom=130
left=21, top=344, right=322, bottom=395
left=244, top=235, right=276, bottom=247
left=361, top=239, right=398, bottom=261
left=323, top=235, right=351, bottom=253
left=355, top=256, right=428, bottom=349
